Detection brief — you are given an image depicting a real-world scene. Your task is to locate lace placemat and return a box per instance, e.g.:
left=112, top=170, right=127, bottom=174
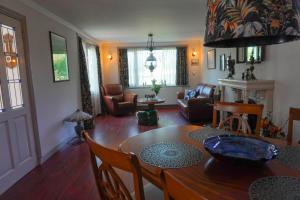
left=188, top=127, right=232, bottom=143
left=277, top=146, right=300, bottom=170
left=139, top=142, right=203, bottom=168
left=249, top=176, right=300, bottom=200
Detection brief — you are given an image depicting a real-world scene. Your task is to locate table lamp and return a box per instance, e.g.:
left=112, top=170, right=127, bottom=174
left=64, top=109, right=92, bottom=142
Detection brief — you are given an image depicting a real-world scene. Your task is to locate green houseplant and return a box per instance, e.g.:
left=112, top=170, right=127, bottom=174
left=151, top=79, right=161, bottom=97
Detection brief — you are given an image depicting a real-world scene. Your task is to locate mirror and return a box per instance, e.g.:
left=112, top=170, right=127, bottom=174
left=49, top=32, right=69, bottom=82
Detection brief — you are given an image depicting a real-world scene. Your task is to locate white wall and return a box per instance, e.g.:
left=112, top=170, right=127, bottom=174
left=100, top=40, right=203, bottom=105
left=0, top=0, right=86, bottom=162
left=201, top=39, right=300, bottom=141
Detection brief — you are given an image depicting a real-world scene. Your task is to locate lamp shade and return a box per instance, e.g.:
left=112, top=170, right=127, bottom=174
left=145, top=52, right=157, bottom=72
left=64, top=109, right=92, bottom=122
left=204, top=0, right=300, bottom=47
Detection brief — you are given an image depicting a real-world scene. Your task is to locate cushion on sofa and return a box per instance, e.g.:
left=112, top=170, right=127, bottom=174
left=195, top=85, right=205, bottom=95
left=201, top=86, right=213, bottom=97
left=185, top=89, right=198, bottom=100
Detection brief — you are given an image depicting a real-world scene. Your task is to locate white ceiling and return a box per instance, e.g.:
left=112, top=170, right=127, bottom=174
left=30, top=0, right=207, bottom=43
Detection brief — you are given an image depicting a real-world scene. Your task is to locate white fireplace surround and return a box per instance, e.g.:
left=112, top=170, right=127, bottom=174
left=218, top=79, right=275, bottom=117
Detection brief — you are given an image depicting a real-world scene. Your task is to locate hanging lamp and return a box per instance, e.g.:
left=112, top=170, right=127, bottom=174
left=145, top=33, right=157, bottom=72
left=204, top=0, right=300, bottom=47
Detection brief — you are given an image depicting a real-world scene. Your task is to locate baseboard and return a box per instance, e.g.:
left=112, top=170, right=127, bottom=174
left=39, top=136, right=73, bottom=164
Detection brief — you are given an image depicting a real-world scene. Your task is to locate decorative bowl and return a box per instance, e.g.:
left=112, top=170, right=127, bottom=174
left=203, top=135, right=279, bottom=164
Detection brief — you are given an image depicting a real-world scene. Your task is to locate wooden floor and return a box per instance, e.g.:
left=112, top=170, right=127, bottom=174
left=0, top=108, right=189, bottom=200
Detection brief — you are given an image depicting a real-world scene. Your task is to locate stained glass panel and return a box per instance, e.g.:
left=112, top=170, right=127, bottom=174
left=1, top=24, right=23, bottom=110
left=0, top=86, right=4, bottom=112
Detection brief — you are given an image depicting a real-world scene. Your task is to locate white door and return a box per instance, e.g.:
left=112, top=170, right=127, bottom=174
left=0, top=13, right=37, bottom=194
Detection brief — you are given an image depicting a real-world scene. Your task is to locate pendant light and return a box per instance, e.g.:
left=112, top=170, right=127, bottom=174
left=145, top=33, right=157, bottom=72
left=204, top=0, right=300, bottom=47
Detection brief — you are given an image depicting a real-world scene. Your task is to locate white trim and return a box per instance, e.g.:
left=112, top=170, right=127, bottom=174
left=18, top=0, right=98, bottom=44
left=39, top=136, right=73, bottom=164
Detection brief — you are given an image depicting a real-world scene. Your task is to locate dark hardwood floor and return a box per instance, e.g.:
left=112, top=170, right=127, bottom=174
left=0, top=108, right=189, bottom=200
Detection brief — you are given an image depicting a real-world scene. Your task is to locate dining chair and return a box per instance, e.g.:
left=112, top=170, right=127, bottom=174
left=84, top=132, right=163, bottom=200
left=287, top=107, right=300, bottom=144
left=212, top=102, right=264, bottom=135
left=162, top=171, right=206, bottom=200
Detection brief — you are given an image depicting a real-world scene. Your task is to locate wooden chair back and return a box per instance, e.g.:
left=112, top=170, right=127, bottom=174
left=84, top=132, right=145, bottom=200
left=162, top=171, right=206, bottom=200
left=288, top=108, right=300, bottom=144
left=212, top=102, right=264, bottom=135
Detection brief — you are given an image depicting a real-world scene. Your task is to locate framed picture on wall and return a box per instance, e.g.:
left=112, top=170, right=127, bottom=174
left=219, top=54, right=226, bottom=71
left=191, top=58, right=199, bottom=66
left=236, top=46, right=265, bottom=64
left=207, top=48, right=216, bottom=69
left=49, top=32, right=70, bottom=82
left=246, top=46, right=264, bottom=63
left=236, top=47, right=246, bottom=63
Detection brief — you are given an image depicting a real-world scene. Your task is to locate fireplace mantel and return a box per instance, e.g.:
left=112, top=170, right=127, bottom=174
left=218, top=79, right=275, bottom=116
left=218, top=79, right=274, bottom=90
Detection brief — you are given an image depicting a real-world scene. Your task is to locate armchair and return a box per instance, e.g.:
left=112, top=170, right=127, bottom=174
left=101, top=84, right=137, bottom=116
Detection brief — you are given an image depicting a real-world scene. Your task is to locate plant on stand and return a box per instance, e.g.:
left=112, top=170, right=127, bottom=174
left=151, top=79, right=162, bottom=98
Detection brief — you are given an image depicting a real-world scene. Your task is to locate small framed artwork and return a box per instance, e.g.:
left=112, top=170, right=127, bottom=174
left=219, top=54, right=226, bottom=71
left=191, top=58, right=199, bottom=66
left=207, top=48, right=216, bottom=69
left=246, top=46, right=264, bottom=63
left=236, top=47, right=246, bottom=63
left=49, top=32, right=69, bottom=82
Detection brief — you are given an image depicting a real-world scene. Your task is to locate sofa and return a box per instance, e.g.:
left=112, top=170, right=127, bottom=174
left=101, top=84, right=137, bottom=116
left=177, top=83, right=216, bottom=123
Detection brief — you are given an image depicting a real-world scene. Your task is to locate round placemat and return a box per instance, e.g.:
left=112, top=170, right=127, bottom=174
left=188, top=127, right=232, bottom=143
left=139, top=142, right=203, bottom=168
left=249, top=176, right=300, bottom=200
left=277, top=146, right=300, bottom=170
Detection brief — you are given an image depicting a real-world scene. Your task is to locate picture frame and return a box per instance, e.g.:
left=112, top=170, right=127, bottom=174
left=236, top=46, right=265, bottom=64
left=219, top=54, right=226, bottom=71
left=49, top=32, right=70, bottom=82
left=246, top=46, right=264, bottom=63
left=236, top=47, right=246, bottom=63
left=191, top=58, right=199, bottom=66
left=207, top=49, right=216, bottom=69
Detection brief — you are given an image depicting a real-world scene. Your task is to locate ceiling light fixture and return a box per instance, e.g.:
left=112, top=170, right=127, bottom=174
left=204, top=0, right=300, bottom=47
left=145, top=33, right=157, bottom=72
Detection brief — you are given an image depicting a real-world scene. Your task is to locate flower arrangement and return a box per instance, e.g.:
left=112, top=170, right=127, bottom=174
left=151, top=79, right=162, bottom=96
left=261, top=113, right=287, bottom=138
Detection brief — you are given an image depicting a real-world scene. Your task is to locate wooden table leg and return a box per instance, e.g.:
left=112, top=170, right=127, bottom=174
left=148, top=104, right=155, bottom=110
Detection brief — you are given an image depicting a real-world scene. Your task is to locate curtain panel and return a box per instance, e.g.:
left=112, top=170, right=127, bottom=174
left=118, top=48, right=129, bottom=87
left=176, top=47, right=188, bottom=86
left=96, top=46, right=105, bottom=114
left=78, top=36, right=94, bottom=129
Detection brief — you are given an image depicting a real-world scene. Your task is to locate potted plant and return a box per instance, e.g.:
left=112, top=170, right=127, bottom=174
left=151, top=79, right=161, bottom=98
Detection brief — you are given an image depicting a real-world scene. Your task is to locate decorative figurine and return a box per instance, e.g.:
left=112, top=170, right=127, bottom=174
left=226, top=54, right=235, bottom=79
left=242, top=50, right=257, bottom=81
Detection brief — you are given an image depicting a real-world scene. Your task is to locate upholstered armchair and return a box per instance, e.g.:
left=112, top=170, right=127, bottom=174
left=101, top=84, right=137, bottom=116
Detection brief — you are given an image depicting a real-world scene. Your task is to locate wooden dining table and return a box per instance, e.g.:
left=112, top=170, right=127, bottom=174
left=119, top=125, right=300, bottom=200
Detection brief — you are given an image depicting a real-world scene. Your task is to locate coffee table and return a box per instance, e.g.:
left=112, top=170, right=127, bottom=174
left=138, top=97, right=166, bottom=110
left=136, top=97, right=166, bottom=125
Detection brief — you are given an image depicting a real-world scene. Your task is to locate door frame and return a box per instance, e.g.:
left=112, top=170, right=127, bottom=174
left=0, top=5, right=41, bottom=162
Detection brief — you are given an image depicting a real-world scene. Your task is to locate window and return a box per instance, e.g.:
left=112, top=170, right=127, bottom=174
left=1, top=24, right=23, bottom=110
left=127, top=48, right=177, bottom=87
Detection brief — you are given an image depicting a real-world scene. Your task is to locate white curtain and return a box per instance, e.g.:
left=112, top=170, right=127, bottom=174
left=127, top=48, right=177, bottom=87
left=83, top=43, right=101, bottom=116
